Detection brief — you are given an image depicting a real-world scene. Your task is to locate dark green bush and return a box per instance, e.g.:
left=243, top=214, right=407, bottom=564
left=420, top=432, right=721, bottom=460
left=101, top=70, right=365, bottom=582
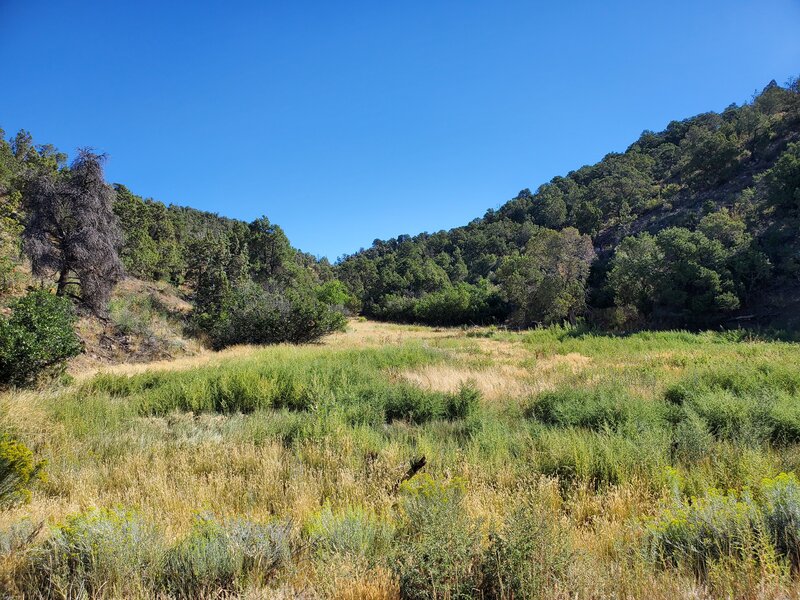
left=384, top=384, right=480, bottom=424
left=0, top=290, right=83, bottom=386
left=384, top=386, right=446, bottom=424
left=412, top=282, right=504, bottom=326
left=671, top=408, right=715, bottom=463
left=445, top=382, right=481, bottom=420
left=198, top=281, right=346, bottom=349
left=666, top=366, right=800, bottom=447
left=529, top=386, right=665, bottom=431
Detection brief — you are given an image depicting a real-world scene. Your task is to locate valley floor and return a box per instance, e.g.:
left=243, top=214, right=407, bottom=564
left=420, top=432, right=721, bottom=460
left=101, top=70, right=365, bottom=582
left=3, top=320, right=800, bottom=598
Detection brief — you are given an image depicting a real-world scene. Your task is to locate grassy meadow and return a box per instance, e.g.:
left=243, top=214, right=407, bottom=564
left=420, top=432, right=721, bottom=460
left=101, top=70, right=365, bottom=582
left=4, top=320, right=800, bottom=598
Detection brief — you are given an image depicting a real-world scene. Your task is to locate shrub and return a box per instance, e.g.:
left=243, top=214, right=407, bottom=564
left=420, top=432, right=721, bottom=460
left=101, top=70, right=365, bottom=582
left=0, top=434, right=44, bottom=508
left=162, top=514, right=292, bottom=597
left=384, top=384, right=479, bottom=424
left=0, top=290, right=83, bottom=386
left=198, top=281, right=346, bottom=350
left=533, top=427, right=669, bottom=488
left=528, top=386, right=665, bottom=431
left=671, top=408, right=715, bottom=464
left=223, top=518, right=293, bottom=579
left=22, top=508, right=163, bottom=598
left=393, top=475, right=483, bottom=599
left=109, top=294, right=155, bottom=336
left=649, top=475, right=800, bottom=575
left=307, top=503, right=394, bottom=560
left=481, top=496, right=573, bottom=598
left=412, top=282, right=504, bottom=326
left=761, top=473, right=800, bottom=567
left=666, top=365, right=800, bottom=447
left=0, top=518, right=40, bottom=556
left=647, top=490, right=760, bottom=574
left=445, top=382, right=481, bottom=421
left=384, top=386, right=446, bottom=424
left=764, top=394, right=800, bottom=446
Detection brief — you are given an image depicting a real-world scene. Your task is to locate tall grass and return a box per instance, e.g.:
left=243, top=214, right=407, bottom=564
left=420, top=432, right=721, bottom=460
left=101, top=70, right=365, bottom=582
left=3, top=321, right=800, bottom=598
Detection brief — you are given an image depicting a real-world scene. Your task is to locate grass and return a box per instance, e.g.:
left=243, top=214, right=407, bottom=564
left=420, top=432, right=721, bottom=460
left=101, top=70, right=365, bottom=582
left=3, top=320, right=800, bottom=597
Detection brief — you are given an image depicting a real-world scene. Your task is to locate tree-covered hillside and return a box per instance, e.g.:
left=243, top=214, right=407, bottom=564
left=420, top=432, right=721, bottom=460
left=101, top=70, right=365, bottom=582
left=0, top=134, right=348, bottom=382
left=336, top=79, right=800, bottom=329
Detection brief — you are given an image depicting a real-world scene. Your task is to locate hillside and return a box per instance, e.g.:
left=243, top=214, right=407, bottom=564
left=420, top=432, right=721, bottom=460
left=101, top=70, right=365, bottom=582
left=336, top=79, right=800, bottom=329
left=0, top=139, right=348, bottom=364
left=3, top=79, right=800, bottom=599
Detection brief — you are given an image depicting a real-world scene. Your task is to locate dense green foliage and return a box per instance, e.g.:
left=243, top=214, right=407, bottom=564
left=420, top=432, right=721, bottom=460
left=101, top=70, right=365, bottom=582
left=0, top=290, right=82, bottom=386
left=337, top=79, right=800, bottom=328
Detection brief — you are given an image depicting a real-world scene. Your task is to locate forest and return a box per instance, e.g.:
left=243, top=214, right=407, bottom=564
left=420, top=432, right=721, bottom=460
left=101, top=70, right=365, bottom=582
left=336, top=79, right=800, bottom=329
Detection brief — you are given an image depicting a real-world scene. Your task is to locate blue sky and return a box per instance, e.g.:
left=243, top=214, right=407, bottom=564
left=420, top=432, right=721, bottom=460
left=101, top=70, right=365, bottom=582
left=1, top=1, right=798, bottom=260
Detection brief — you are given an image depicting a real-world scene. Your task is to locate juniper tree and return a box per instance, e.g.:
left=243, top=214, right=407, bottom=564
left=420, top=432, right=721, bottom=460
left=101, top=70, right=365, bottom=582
left=22, top=149, right=124, bottom=313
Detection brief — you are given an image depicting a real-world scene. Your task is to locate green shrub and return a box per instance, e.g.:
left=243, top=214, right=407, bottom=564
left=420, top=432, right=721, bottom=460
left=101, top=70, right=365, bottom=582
left=671, top=408, right=715, bottom=463
left=764, top=394, right=800, bottom=445
left=393, top=475, right=483, bottom=599
left=384, top=386, right=446, bottom=424
left=0, top=434, right=45, bottom=508
left=666, top=365, right=800, bottom=447
left=199, top=281, right=346, bottom=349
left=384, top=384, right=480, bottom=425
left=412, top=282, right=504, bottom=326
left=529, top=386, right=665, bottom=431
left=647, top=490, right=760, bottom=574
left=82, top=371, right=168, bottom=397
left=445, top=382, right=481, bottom=421
left=481, top=496, right=573, bottom=598
left=23, top=508, right=163, bottom=599
left=533, top=427, right=669, bottom=488
left=0, top=290, right=83, bottom=386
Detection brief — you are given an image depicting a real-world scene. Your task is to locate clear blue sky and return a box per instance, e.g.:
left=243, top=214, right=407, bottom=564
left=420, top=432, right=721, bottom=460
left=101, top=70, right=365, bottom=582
left=1, top=1, right=798, bottom=260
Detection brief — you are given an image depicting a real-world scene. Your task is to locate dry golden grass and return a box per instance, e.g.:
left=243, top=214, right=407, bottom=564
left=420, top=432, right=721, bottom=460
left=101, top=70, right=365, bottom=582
left=73, top=343, right=260, bottom=380
left=397, top=363, right=536, bottom=400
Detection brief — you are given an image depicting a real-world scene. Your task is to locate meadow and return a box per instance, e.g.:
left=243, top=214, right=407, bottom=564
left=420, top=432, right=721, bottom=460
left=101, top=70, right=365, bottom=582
left=3, top=319, right=800, bottom=599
